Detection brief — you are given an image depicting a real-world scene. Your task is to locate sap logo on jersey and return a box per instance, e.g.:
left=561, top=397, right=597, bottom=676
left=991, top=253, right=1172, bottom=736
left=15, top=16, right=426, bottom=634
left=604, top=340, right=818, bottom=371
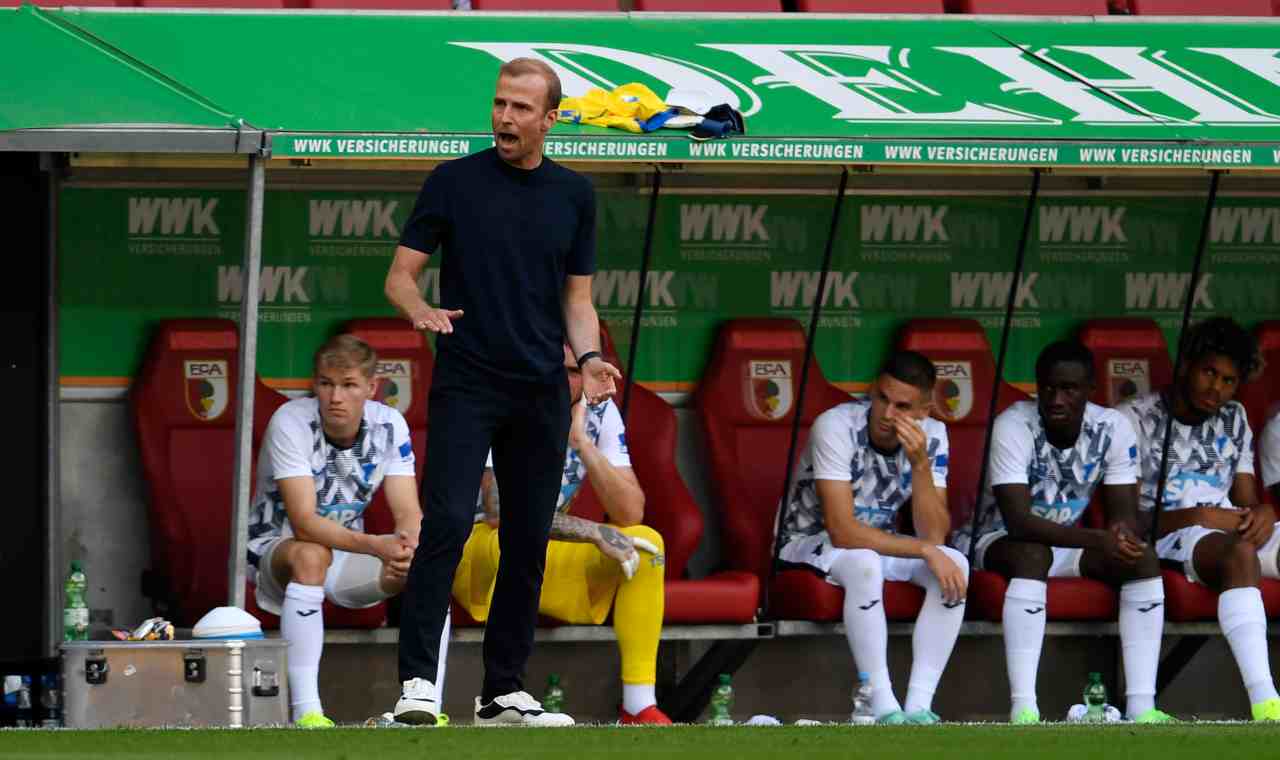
left=184, top=360, right=229, bottom=421
left=1108, top=359, right=1150, bottom=406
left=374, top=360, right=412, bottom=413
left=746, top=360, right=793, bottom=420
left=932, top=361, right=973, bottom=422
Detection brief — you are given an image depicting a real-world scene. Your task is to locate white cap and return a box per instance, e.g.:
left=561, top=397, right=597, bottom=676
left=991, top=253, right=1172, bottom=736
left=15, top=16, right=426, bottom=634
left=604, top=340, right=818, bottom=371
left=665, top=89, right=716, bottom=116
left=193, top=606, right=264, bottom=639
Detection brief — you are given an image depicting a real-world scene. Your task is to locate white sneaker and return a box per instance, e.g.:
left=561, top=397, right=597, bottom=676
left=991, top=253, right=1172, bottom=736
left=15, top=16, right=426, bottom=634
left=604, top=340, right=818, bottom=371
left=474, top=691, right=575, bottom=726
left=393, top=678, right=440, bottom=726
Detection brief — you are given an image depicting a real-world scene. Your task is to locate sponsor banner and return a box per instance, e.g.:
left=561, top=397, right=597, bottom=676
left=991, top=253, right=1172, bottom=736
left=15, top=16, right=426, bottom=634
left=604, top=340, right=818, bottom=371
left=278, top=134, right=1280, bottom=170
left=58, top=187, right=1280, bottom=391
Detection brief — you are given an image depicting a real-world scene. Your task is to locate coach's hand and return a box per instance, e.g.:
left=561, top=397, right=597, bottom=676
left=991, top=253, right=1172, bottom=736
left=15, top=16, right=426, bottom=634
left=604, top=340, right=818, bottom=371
left=580, top=356, right=622, bottom=406
left=922, top=545, right=966, bottom=605
left=595, top=525, right=660, bottom=580
left=411, top=306, right=464, bottom=334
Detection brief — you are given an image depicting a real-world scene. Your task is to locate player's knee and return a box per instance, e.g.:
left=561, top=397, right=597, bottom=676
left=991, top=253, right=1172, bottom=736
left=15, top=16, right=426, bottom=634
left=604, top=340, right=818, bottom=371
left=1006, top=541, right=1052, bottom=580
left=290, top=541, right=333, bottom=583
left=1222, top=536, right=1261, bottom=577
left=837, top=549, right=883, bottom=590
left=624, top=525, right=664, bottom=554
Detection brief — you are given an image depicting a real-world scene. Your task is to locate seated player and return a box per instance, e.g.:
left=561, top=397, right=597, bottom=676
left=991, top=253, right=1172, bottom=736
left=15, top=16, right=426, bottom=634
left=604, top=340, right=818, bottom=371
left=247, top=335, right=421, bottom=728
left=952, top=341, right=1169, bottom=724
left=777, top=351, right=967, bottom=725
left=453, top=345, right=669, bottom=725
left=1119, top=317, right=1280, bottom=722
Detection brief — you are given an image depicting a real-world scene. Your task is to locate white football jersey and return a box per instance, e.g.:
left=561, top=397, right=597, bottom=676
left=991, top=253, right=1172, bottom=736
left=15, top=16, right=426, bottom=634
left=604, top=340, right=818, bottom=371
left=954, top=400, right=1138, bottom=548
left=1260, top=411, right=1280, bottom=489
left=247, top=397, right=415, bottom=566
left=1118, top=391, right=1253, bottom=511
left=779, top=399, right=949, bottom=544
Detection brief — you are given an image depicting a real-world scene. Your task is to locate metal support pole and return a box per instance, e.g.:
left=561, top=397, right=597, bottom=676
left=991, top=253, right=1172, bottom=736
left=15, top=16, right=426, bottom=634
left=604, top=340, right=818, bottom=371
left=769, top=168, right=849, bottom=608
left=620, top=168, right=662, bottom=423
left=42, top=153, right=62, bottom=657
left=964, top=169, right=1041, bottom=568
left=1150, top=170, right=1221, bottom=544
left=227, top=152, right=265, bottom=609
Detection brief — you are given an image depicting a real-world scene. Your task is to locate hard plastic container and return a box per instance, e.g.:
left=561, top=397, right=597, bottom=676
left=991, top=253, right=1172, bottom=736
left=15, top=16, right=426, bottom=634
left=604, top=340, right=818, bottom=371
left=60, top=640, right=288, bottom=728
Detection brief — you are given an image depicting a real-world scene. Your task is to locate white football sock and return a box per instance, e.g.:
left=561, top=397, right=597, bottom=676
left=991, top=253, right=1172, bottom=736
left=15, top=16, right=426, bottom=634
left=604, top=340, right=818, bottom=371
left=1119, top=577, right=1164, bottom=718
left=1003, top=578, right=1047, bottom=718
left=830, top=549, right=901, bottom=717
left=282, top=582, right=326, bottom=721
left=904, top=547, right=968, bottom=714
left=1219, top=586, right=1280, bottom=705
left=622, top=683, right=656, bottom=716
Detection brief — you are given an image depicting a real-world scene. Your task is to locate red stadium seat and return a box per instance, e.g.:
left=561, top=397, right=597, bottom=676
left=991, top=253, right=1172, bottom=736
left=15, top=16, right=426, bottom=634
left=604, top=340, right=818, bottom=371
left=569, top=325, right=759, bottom=623
left=1077, top=318, right=1173, bottom=409
left=694, top=319, right=870, bottom=622
left=0, top=0, right=135, bottom=6
left=306, top=0, right=451, bottom=8
left=797, top=0, right=945, bottom=10
left=137, top=0, right=298, bottom=7
left=946, top=0, right=1110, bottom=13
left=898, top=319, right=1117, bottom=621
left=132, top=319, right=385, bottom=629
left=472, top=0, right=617, bottom=8
left=633, top=0, right=781, bottom=10
left=1126, top=0, right=1274, bottom=15
left=1239, top=321, right=1280, bottom=444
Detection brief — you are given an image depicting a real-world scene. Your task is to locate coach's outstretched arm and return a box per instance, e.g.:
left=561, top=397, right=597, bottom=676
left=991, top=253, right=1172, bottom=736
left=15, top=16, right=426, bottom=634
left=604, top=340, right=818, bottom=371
left=385, top=245, right=463, bottom=334
left=562, top=273, right=621, bottom=405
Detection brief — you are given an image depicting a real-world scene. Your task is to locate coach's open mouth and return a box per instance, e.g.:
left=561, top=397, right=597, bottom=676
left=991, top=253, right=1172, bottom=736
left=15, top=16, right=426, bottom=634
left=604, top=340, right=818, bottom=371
left=496, top=131, right=519, bottom=147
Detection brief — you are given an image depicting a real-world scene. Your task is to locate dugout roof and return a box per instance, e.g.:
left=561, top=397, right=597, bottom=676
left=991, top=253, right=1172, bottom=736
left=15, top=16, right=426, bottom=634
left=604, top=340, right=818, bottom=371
left=4, top=5, right=1280, bottom=171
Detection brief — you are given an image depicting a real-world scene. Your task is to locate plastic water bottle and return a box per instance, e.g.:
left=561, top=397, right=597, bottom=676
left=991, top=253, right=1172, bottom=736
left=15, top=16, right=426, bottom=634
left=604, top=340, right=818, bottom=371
left=1083, top=672, right=1107, bottom=722
left=708, top=673, right=733, bottom=725
left=542, top=674, right=565, bottom=714
left=63, top=561, right=88, bottom=642
left=851, top=672, right=875, bottom=724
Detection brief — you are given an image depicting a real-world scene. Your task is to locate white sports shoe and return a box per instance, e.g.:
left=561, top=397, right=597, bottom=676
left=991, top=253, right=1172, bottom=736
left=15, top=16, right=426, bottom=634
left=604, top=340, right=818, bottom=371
left=474, top=691, right=575, bottom=726
left=393, top=678, right=440, bottom=726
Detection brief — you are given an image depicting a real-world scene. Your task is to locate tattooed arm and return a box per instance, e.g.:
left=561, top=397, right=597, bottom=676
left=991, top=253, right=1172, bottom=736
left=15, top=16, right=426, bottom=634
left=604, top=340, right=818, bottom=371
left=479, top=469, right=500, bottom=528
left=480, top=468, right=637, bottom=565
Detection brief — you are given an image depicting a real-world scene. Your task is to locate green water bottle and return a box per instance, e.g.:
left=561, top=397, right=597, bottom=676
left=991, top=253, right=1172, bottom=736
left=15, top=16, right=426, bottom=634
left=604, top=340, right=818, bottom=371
left=708, top=673, right=733, bottom=725
left=542, top=673, right=565, bottom=714
left=1083, top=672, right=1107, bottom=722
left=63, top=561, right=88, bottom=642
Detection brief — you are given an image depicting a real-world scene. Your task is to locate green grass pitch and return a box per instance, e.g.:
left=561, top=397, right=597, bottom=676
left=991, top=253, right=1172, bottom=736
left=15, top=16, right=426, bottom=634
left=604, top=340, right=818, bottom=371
left=3, top=724, right=1280, bottom=760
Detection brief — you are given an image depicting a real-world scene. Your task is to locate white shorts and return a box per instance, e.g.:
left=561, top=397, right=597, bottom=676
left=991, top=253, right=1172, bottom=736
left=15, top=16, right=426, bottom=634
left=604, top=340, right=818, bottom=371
left=1155, top=523, right=1280, bottom=585
left=779, top=533, right=925, bottom=586
left=252, top=537, right=391, bottom=616
left=968, top=530, right=1084, bottom=579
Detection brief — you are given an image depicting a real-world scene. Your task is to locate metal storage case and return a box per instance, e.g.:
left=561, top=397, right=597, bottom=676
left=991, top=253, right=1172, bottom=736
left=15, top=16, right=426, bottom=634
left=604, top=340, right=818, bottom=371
left=61, top=640, right=288, bottom=728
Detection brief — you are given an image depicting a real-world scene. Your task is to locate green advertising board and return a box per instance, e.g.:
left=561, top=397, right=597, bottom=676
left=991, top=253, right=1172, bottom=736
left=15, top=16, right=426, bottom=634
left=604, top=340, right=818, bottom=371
left=59, top=185, right=1280, bottom=393
left=35, top=10, right=1280, bottom=170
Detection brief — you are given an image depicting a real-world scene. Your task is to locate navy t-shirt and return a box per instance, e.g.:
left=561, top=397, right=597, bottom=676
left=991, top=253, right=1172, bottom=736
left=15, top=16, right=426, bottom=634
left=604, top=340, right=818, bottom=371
left=399, top=148, right=596, bottom=383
